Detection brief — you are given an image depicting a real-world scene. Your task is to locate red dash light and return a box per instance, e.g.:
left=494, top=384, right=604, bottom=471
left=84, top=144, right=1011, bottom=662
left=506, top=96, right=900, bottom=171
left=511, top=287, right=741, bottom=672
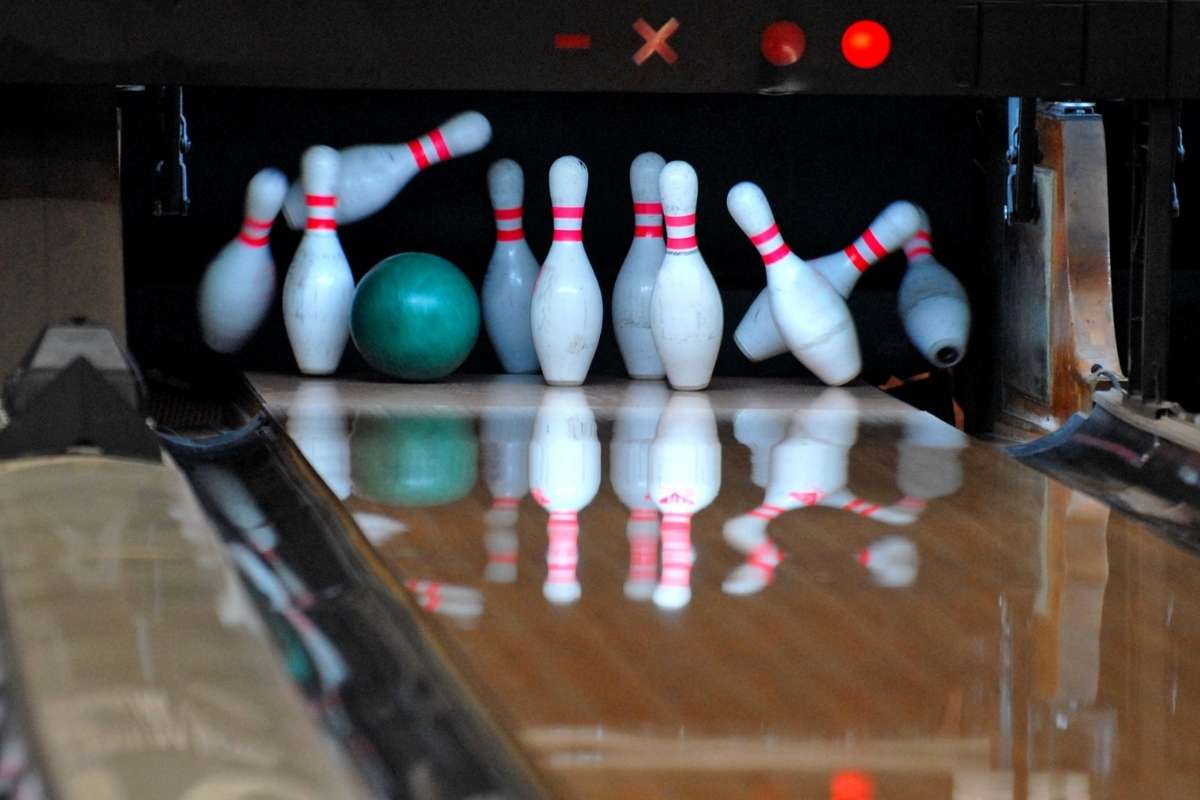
left=554, top=33, right=592, bottom=50
left=841, top=20, right=891, bottom=69
left=761, top=21, right=806, bottom=66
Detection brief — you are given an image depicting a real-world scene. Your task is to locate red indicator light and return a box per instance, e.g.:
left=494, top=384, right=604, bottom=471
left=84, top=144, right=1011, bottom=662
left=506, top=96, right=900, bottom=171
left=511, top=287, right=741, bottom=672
left=554, top=33, right=592, bottom=50
left=831, top=770, right=876, bottom=800
left=761, top=21, right=806, bottom=66
left=841, top=20, right=891, bottom=69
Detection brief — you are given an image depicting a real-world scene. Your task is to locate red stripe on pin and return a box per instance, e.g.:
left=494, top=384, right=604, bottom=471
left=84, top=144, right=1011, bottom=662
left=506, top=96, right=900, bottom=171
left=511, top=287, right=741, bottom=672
left=408, top=139, right=430, bottom=170
left=664, top=213, right=696, bottom=226
left=306, top=218, right=337, bottom=230
left=634, top=225, right=663, bottom=238
left=633, top=202, right=662, bottom=214
left=238, top=232, right=270, bottom=247
left=906, top=246, right=933, bottom=259
left=494, top=207, right=522, bottom=220
left=844, top=244, right=870, bottom=271
left=554, top=230, right=583, bottom=242
left=496, top=228, right=524, bottom=241
left=862, top=229, right=887, bottom=259
left=667, top=235, right=697, bottom=249
left=553, top=206, right=585, bottom=219
left=429, top=128, right=451, bottom=161
left=912, top=230, right=932, bottom=243
left=244, top=216, right=273, bottom=230
left=305, top=194, right=336, bottom=207
left=750, top=223, right=780, bottom=245
left=762, top=243, right=791, bottom=265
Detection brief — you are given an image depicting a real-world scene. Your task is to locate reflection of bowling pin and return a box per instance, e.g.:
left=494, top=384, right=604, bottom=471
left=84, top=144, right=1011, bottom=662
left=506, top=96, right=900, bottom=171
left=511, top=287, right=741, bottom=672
left=198, top=168, right=289, bottom=353
left=897, top=412, right=968, bottom=503
left=405, top=579, right=485, bottom=622
left=282, top=111, right=493, bottom=228
left=530, top=156, right=603, bottom=386
left=481, top=384, right=537, bottom=583
left=857, top=535, right=919, bottom=587
left=723, top=389, right=859, bottom=596
left=899, top=207, right=971, bottom=368
left=610, top=382, right=670, bottom=600
left=733, top=408, right=790, bottom=488
left=282, top=146, right=356, bottom=375
left=727, top=182, right=861, bottom=385
left=651, top=161, right=724, bottom=391
left=352, top=511, right=407, bottom=546
left=528, top=388, right=601, bottom=604
left=482, top=159, right=540, bottom=374
left=734, top=200, right=922, bottom=364
left=649, top=394, right=721, bottom=609
left=287, top=381, right=352, bottom=500
left=613, top=152, right=667, bottom=380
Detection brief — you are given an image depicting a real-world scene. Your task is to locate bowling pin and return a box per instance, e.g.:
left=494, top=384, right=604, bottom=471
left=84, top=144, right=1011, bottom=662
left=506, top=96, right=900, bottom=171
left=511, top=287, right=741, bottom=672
left=898, top=208, right=971, bottom=367
left=480, top=380, right=538, bottom=583
left=649, top=393, right=721, bottom=609
left=613, top=152, right=668, bottom=380
left=734, top=200, right=923, bottom=362
left=282, top=146, right=356, bottom=375
left=287, top=380, right=352, bottom=500
left=282, top=110, right=493, bottom=228
left=610, top=382, right=670, bottom=600
left=733, top=408, right=790, bottom=488
left=727, top=182, right=860, bottom=385
left=197, top=168, right=289, bottom=353
left=482, top=159, right=540, bottom=374
left=530, top=156, right=603, bottom=386
left=651, top=161, right=724, bottom=391
left=528, top=388, right=601, bottom=604
left=723, top=388, right=859, bottom=596
left=857, top=535, right=919, bottom=588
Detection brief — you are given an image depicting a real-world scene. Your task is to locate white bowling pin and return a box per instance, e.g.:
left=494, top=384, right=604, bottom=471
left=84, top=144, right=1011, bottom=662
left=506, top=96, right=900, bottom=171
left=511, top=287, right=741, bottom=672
left=481, top=385, right=536, bottom=583
left=287, top=380, right=352, bottom=500
left=857, top=535, right=919, bottom=587
left=723, top=389, right=859, bottom=596
left=899, top=208, right=971, bottom=367
left=528, top=388, right=601, bottom=604
left=613, top=152, right=668, bottom=380
left=282, top=146, right=355, bottom=375
left=482, top=159, right=540, bottom=374
left=649, top=393, right=721, bottom=609
left=727, top=182, right=860, bottom=385
left=610, top=382, right=670, bottom=600
left=734, top=200, right=922, bottom=362
left=282, top=110, right=493, bottom=228
left=733, top=408, right=790, bottom=488
left=651, top=162, right=724, bottom=391
left=530, top=157, right=603, bottom=386
left=198, top=168, right=289, bottom=353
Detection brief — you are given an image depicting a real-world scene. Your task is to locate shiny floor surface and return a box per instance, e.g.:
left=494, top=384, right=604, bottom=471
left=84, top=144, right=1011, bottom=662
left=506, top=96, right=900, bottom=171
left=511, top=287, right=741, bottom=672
left=253, top=374, right=1200, bottom=800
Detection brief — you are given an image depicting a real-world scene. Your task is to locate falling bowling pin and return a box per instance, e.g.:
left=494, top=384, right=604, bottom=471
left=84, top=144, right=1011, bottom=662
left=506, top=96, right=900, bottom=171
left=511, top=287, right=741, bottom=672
left=734, top=200, right=923, bottom=363
left=727, top=182, right=860, bottom=385
left=650, top=162, right=724, bottom=391
left=613, top=152, right=668, bottom=380
left=482, top=159, right=540, bottom=374
left=283, top=146, right=355, bottom=375
left=282, top=111, right=493, bottom=228
left=899, top=208, right=970, bottom=368
left=530, top=156, right=603, bottom=386
left=649, top=393, right=721, bottom=609
left=198, top=168, right=289, bottom=353
left=528, top=388, right=601, bottom=604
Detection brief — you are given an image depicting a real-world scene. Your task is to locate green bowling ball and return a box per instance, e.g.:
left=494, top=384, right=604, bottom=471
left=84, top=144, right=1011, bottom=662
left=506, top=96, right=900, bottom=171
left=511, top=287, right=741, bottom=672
left=351, top=414, right=478, bottom=506
left=351, top=252, right=480, bottom=380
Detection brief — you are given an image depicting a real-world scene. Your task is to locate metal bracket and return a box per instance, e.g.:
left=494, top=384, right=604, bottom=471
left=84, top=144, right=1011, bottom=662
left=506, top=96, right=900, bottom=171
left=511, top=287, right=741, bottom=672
left=152, top=85, right=191, bottom=216
left=1005, top=97, right=1043, bottom=224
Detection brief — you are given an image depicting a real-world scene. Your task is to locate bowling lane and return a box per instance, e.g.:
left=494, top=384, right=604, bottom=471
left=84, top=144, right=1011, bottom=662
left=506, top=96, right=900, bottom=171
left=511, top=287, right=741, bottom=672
left=253, top=374, right=1200, bottom=799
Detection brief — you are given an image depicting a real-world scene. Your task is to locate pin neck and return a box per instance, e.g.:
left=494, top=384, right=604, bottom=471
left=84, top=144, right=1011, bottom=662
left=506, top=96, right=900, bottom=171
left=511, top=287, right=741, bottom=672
left=494, top=206, right=524, bottom=241
left=664, top=212, right=697, bottom=252
left=407, top=127, right=451, bottom=170
left=552, top=205, right=584, bottom=243
left=904, top=230, right=933, bottom=261
left=629, top=508, right=658, bottom=521
left=843, top=226, right=888, bottom=272
left=748, top=222, right=791, bottom=266
left=633, top=201, right=664, bottom=239
left=237, top=215, right=273, bottom=247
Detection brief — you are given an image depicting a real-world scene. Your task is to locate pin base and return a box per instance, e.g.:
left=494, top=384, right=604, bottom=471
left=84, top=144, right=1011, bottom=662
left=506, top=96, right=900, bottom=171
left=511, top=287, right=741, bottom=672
left=544, top=379, right=584, bottom=387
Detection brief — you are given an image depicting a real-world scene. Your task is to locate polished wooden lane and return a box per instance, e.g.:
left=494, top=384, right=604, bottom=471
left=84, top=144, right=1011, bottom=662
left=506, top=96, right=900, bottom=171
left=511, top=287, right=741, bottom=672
left=255, top=375, right=1200, bottom=799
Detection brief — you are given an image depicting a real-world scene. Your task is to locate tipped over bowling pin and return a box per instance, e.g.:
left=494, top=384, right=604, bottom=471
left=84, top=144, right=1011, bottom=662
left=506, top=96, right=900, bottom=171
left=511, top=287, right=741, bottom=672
left=899, top=208, right=970, bottom=367
left=727, top=182, right=860, bottom=385
left=530, top=156, right=603, bottom=386
left=282, top=111, right=492, bottom=228
left=482, top=159, right=539, bottom=373
left=198, top=168, right=289, bottom=353
left=651, top=162, right=724, bottom=391
left=613, top=152, right=668, bottom=380
left=735, top=200, right=922, bottom=363
left=282, top=146, right=356, bottom=375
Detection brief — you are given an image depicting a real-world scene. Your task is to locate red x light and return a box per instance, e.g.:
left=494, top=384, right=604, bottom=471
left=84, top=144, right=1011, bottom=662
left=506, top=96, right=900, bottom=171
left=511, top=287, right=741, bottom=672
left=841, top=20, right=891, bottom=69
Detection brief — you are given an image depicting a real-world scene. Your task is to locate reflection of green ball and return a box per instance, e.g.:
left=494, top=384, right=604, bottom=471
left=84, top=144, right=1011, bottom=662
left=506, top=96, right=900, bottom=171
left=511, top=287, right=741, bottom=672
left=351, top=252, right=480, bottom=380
left=351, top=415, right=477, bottom=506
